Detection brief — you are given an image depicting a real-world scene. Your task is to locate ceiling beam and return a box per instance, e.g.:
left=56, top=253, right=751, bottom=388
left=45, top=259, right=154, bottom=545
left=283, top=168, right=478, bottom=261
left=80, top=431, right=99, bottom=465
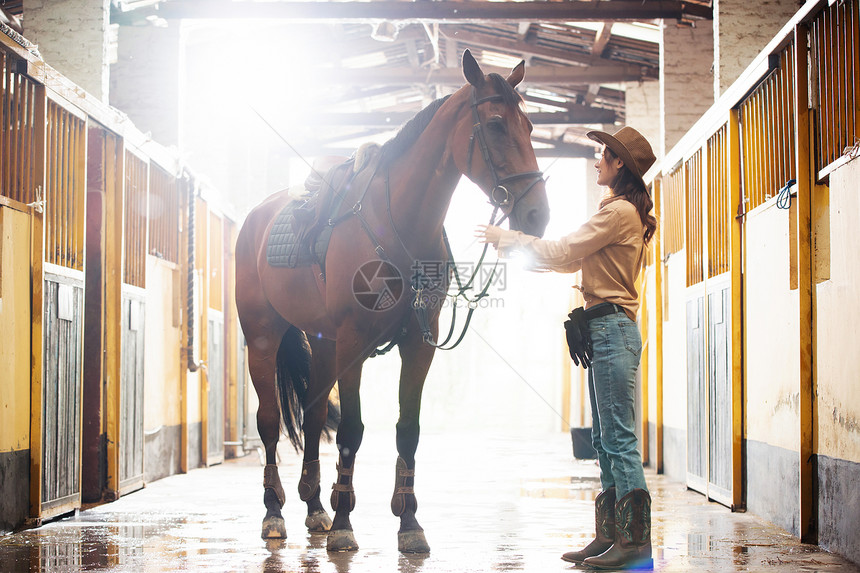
left=307, top=64, right=653, bottom=86
left=113, top=0, right=713, bottom=24
left=591, top=22, right=614, bottom=57
left=532, top=137, right=598, bottom=159
left=299, top=106, right=616, bottom=127
left=440, top=25, right=656, bottom=78
left=293, top=144, right=598, bottom=159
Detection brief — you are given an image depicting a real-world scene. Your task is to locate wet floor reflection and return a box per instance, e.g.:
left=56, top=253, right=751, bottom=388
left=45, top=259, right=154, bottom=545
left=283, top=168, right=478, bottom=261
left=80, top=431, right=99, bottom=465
left=0, top=432, right=858, bottom=572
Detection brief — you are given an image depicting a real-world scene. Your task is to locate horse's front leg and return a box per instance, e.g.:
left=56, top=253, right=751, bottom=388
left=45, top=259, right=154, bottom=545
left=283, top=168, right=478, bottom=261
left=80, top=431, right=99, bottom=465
left=327, top=337, right=366, bottom=552
left=299, top=336, right=337, bottom=533
left=392, top=325, right=436, bottom=553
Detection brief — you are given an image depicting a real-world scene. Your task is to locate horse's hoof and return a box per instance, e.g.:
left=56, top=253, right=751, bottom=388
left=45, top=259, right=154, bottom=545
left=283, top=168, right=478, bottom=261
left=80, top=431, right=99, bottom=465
left=327, top=529, right=359, bottom=552
left=261, top=516, right=287, bottom=539
left=305, top=510, right=332, bottom=532
left=398, top=530, right=430, bottom=553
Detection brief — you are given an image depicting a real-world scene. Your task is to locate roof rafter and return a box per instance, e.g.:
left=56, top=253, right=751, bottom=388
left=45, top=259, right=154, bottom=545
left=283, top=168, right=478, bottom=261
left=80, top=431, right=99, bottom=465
left=440, top=25, right=657, bottom=78
left=112, top=0, right=712, bottom=24
left=300, top=106, right=616, bottom=127
left=308, top=65, right=653, bottom=86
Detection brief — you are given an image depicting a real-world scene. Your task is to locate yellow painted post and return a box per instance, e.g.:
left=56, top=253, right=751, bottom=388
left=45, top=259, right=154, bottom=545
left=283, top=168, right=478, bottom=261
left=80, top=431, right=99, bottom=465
left=28, top=85, right=46, bottom=521
left=178, top=178, right=190, bottom=474
left=638, top=268, right=649, bottom=465
left=699, top=144, right=711, bottom=492
left=653, top=176, right=664, bottom=473
left=103, top=139, right=125, bottom=501
left=794, top=23, right=815, bottom=543
left=224, top=219, right=239, bottom=456
left=561, top=332, right=571, bottom=432
left=198, top=197, right=210, bottom=466
left=728, top=109, right=745, bottom=510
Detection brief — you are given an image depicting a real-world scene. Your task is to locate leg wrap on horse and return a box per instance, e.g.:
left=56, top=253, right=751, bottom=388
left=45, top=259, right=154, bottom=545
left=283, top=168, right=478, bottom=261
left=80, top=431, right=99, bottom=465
left=298, top=459, right=321, bottom=502
left=330, top=457, right=356, bottom=511
left=390, top=456, right=416, bottom=517
left=264, top=464, right=286, bottom=508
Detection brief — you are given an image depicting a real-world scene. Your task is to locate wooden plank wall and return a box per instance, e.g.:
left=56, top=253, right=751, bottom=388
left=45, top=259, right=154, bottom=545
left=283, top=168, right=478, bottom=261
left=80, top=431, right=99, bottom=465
left=41, top=275, right=83, bottom=511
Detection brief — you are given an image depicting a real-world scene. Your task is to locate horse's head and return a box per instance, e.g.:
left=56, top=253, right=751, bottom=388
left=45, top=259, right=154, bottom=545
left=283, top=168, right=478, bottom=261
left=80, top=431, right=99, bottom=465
left=454, top=50, right=550, bottom=238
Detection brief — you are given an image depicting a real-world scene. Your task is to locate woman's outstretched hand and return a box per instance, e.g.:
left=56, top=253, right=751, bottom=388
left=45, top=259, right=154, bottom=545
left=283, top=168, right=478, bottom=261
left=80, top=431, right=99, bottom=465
left=475, top=224, right=502, bottom=247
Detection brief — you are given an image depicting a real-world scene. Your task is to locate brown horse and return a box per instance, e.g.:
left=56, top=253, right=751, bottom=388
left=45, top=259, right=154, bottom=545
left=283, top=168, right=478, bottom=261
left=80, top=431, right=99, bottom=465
left=235, top=50, right=549, bottom=553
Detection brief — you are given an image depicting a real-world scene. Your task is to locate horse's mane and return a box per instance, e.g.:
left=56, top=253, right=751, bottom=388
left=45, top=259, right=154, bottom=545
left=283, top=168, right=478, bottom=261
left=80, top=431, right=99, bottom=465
left=379, top=94, right=452, bottom=166
left=379, top=74, right=522, bottom=166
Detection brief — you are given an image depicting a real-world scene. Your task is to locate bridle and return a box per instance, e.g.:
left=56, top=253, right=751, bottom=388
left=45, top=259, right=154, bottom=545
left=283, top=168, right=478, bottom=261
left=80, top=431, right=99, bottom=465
left=465, top=87, right=545, bottom=228
left=323, top=84, right=546, bottom=354
left=403, top=86, right=546, bottom=350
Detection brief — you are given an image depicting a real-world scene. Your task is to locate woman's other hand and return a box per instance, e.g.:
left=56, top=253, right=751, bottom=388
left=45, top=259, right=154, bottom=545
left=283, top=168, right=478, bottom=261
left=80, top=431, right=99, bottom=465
left=475, top=224, right=502, bottom=247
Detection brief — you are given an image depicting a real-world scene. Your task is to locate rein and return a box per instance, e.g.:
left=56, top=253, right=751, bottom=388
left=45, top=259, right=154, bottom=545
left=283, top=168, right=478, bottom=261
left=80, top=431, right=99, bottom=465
left=330, top=85, right=544, bottom=354
left=410, top=87, right=544, bottom=350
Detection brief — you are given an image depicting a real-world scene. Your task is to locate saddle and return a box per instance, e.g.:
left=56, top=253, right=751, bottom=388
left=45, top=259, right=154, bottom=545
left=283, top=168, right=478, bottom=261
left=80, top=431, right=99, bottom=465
left=266, top=144, right=381, bottom=272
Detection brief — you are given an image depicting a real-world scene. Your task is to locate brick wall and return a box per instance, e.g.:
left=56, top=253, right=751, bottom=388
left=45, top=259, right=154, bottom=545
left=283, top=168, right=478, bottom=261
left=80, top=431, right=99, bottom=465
left=23, top=0, right=109, bottom=101
left=659, top=22, right=714, bottom=158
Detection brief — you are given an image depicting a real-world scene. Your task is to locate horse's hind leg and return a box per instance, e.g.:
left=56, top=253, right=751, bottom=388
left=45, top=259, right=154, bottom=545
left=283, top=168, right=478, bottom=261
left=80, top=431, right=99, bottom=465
left=299, top=336, right=337, bottom=533
left=392, top=331, right=435, bottom=553
left=247, top=327, right=289, bottom=538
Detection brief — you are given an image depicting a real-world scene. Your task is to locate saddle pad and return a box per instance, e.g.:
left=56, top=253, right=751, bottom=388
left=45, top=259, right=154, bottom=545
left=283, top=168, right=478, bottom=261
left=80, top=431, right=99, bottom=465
left=265, top=199, right=333, bottom=269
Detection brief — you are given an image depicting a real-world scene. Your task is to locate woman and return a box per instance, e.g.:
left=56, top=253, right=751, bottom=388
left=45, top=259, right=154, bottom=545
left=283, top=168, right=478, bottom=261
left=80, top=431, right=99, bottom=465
left=477, top=126, right=656, bottom=570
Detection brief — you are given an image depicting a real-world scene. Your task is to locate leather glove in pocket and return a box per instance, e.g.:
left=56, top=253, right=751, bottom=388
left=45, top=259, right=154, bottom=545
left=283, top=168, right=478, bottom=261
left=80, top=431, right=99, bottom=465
left=564, top=307, right=593, bottom=369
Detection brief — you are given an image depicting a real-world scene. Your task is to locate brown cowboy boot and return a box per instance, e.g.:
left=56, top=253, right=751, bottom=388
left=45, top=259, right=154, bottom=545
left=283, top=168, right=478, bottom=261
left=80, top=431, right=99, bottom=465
left=583, top=488, right=652, bottom=570
left=561, top=487, right=616, bottom=563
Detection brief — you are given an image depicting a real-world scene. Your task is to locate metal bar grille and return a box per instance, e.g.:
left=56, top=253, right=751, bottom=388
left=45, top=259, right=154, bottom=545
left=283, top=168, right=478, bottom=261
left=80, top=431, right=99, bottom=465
left=661, top=167, right=685, bottom=257
left=0, top=52, right=38, bottom=204
left=45, top=101, right=85, bottom=270
left=811, top=0, right=860, bottom=173
left=707, top=124, right=730, bottom=278
left=123, top=151, right=148, bottom=288
left=148, top=164, right=180, bottom=264
left=739, top=43, right=796, bottom=212
left=208, top=214, right=223, bottom=312
left=685, top=150, right=703, bottom=287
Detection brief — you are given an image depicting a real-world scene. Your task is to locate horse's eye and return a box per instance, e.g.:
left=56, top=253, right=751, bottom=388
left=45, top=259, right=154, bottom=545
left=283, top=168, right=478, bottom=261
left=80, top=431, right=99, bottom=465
left=487, top=116, right=507, bottom=135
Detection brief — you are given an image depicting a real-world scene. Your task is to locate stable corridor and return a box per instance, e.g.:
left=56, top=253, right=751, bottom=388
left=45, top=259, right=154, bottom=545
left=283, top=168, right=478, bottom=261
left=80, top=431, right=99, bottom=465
left=0, top=431, right=855, bottom=573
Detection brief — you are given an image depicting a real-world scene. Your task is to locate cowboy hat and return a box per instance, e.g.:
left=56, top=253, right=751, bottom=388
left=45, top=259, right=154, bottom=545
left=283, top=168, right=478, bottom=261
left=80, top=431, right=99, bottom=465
left=587, top=127, right=656, bottom=184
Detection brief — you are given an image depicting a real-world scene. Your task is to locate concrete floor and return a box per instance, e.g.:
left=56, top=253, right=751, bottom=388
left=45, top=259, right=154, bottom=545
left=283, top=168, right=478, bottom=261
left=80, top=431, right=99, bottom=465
left=1, top=431, right=857, bottom=573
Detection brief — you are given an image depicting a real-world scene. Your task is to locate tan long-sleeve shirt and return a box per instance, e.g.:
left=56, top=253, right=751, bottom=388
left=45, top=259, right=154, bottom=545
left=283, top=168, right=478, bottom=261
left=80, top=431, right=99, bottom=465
left=496, top=195, right=646, bottom=319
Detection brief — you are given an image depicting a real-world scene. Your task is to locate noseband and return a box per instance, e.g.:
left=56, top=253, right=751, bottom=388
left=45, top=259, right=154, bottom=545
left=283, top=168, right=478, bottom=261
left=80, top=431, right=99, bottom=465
left=465, top=87, right=544, bottom=226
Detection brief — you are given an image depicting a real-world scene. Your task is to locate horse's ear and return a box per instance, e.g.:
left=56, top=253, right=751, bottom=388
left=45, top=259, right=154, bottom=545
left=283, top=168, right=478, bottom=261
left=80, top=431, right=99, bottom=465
left=462, top=49, right=485, bottom=87
left=507, top=59, right=526, bottom=88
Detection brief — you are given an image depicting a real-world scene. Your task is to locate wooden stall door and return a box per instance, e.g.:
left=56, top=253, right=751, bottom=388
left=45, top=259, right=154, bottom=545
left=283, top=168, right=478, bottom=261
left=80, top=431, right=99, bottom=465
left=41, top=272, right=84, bottom=516
left=686, top=292, right=708, bottom=494
left=38, top=98, right=87, bottom=519
left=118, top=151, right=148, bottom=494
left=207, top=311, right=225, bottom=465
left=706, top=279, right=733, bottom=504
left=119, top=290, right=145, bottom=493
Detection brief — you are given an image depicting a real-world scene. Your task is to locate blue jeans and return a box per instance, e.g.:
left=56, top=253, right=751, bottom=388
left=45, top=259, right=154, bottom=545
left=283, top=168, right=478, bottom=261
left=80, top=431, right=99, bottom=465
left=587, top=305, right=648, bottom=499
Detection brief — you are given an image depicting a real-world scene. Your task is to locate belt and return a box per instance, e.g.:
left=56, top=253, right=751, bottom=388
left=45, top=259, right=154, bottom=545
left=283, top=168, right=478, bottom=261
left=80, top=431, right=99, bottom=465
left=585, top=303, right=626, bottom=321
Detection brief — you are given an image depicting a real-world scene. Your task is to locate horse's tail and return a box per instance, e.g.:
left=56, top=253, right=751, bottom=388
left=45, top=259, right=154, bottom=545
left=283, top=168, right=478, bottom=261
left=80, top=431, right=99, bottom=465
left=275, top=327, right=340, bottom=452
left=276, top=326, right=310, bottom=451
